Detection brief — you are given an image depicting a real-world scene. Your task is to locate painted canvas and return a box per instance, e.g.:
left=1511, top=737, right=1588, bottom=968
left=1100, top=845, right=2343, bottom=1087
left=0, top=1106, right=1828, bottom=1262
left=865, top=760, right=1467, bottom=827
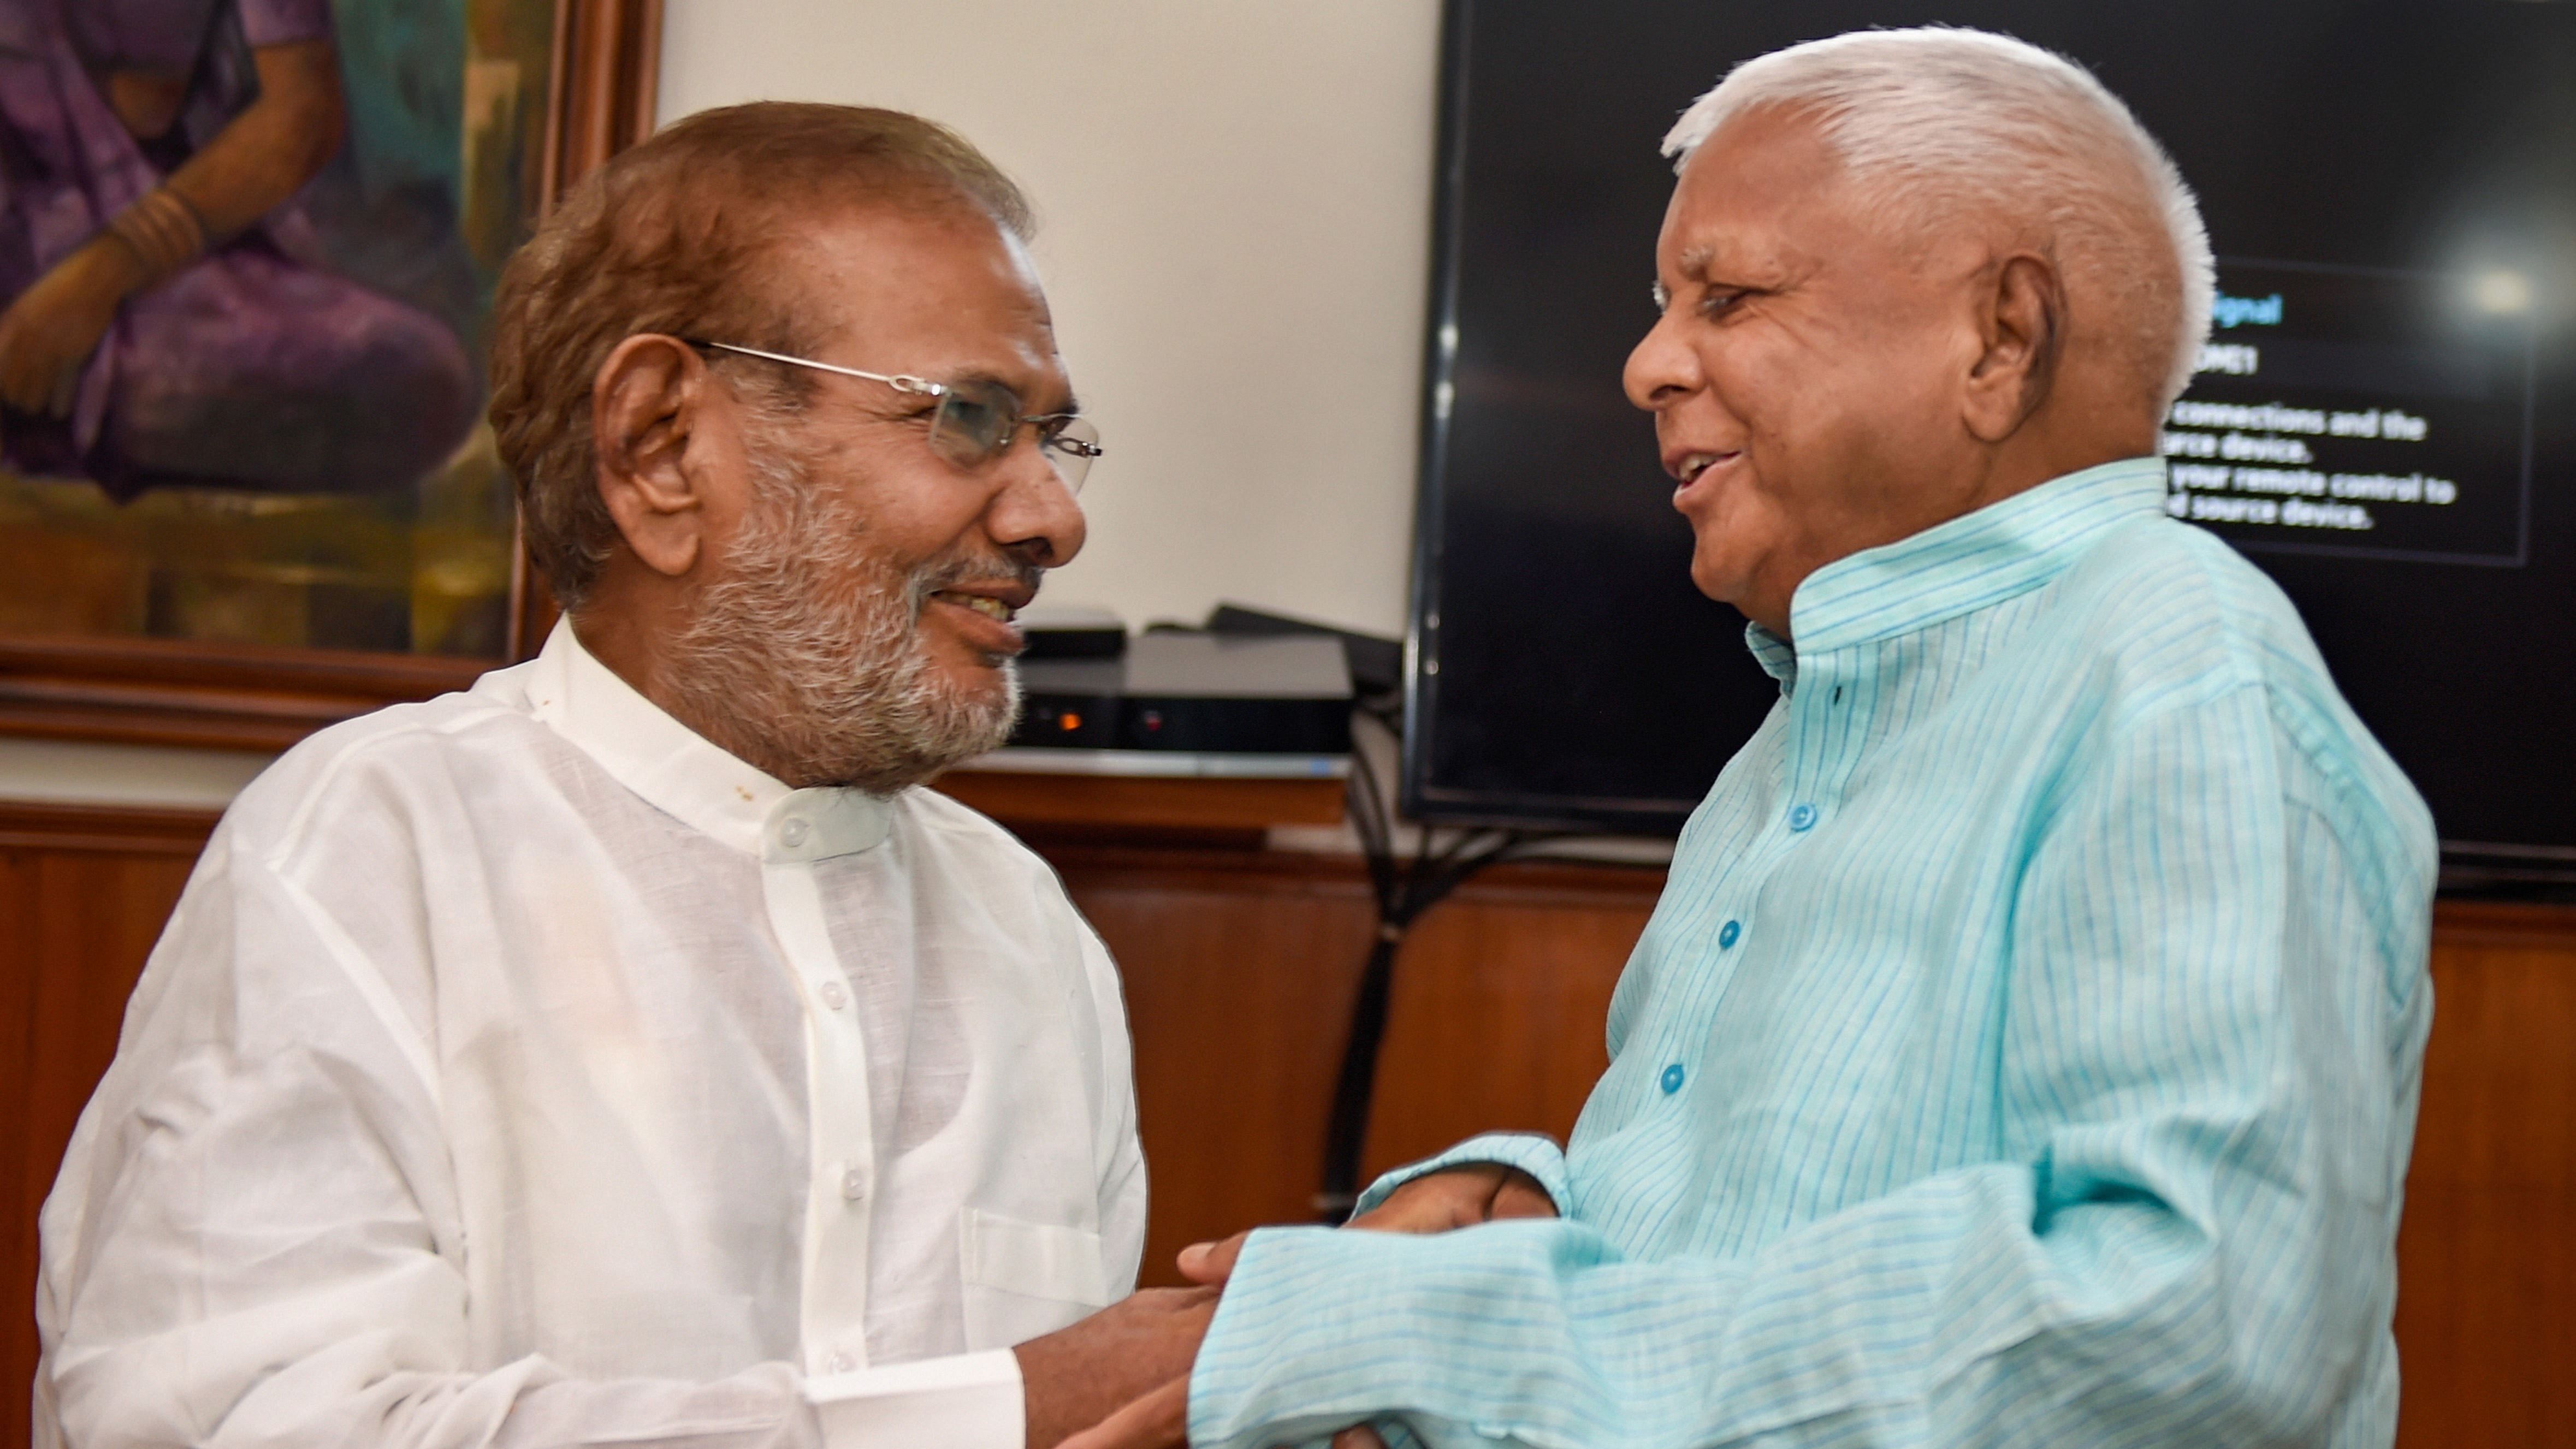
left=0, top=0, right=556, bottom=657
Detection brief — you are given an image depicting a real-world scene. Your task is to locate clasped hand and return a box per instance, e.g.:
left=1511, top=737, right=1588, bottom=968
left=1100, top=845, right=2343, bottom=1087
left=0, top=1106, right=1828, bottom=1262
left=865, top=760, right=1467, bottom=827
left=1025, top=1162, right=1554, bottom=1449
left=0, top=240, right=139, bottom=417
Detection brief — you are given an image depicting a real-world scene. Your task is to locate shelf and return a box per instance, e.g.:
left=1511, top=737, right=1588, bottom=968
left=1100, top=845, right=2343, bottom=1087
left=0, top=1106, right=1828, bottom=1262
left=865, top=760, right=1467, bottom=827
left=931, top=764, right=1346, bottom=835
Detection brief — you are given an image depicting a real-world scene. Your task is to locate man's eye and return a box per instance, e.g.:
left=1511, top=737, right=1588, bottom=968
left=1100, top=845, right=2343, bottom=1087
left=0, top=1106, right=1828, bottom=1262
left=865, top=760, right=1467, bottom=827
left=944, top=395, right=1007, bottom=440
left=1698, top=289, right=1748, bottom=319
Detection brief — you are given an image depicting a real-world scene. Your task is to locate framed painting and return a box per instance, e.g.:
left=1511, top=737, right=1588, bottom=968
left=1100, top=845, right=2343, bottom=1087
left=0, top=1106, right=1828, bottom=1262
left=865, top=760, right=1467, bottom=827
left=0, top=0, right=659, bottom=751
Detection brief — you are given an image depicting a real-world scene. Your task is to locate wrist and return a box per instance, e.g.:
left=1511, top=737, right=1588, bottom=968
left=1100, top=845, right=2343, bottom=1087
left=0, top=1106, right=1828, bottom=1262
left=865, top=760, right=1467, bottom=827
left=76, top=234, right=152, bottom=296
left=101, top=187, right=206, bottom=289
left=1352, top=1133, right=1569, bottom=1220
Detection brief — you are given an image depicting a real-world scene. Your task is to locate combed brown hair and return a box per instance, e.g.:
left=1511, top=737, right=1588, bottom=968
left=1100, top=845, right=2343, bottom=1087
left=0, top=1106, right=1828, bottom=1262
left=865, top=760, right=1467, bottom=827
left=488, top=102, right=1034, bottom=607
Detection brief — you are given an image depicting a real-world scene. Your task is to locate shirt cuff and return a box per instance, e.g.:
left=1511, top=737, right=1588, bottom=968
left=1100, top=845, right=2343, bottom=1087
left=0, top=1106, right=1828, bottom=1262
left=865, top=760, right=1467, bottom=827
left=1350, top=1132, right=1570, bottom=1218
left=807, top=1349, right=1024, bottom=1449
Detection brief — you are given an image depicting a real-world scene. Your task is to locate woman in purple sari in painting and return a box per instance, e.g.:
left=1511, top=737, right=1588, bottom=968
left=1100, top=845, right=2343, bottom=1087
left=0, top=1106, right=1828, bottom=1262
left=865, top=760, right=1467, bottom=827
left=0, top=0, right=476, bottom=499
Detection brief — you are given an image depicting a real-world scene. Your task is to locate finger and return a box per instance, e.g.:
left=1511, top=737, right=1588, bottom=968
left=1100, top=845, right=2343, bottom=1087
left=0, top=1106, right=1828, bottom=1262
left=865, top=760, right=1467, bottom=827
left=0, top=356, right=35, bottom=412
left=5, top=355, right=53, bottom=413
left=1058, top=1376, right=1189, bottom=1449
left=1341, top=1200, right=1402, bottom=1232
left=1329, top=1425, right=1390, bottom=1448
left=1175, top=1230, right=1249, bottom=1285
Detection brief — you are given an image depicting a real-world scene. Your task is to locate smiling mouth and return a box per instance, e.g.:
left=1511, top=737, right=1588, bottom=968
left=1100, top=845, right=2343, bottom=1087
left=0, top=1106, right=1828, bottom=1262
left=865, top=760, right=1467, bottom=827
left=1674, top=451, right=1738, bottom=484
left=931, top=591, right=1017, bottom=623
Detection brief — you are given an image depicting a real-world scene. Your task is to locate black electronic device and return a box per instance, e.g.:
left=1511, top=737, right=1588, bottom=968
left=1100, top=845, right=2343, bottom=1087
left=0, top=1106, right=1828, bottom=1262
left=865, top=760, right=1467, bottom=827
left=1017, top=604, right=1129, bottom=660
left=1009, top=631, right=1353, bottom=756
left=1405, top=0, right=2576, bottom=883
left=1205, top=602, right=1405, bottom=702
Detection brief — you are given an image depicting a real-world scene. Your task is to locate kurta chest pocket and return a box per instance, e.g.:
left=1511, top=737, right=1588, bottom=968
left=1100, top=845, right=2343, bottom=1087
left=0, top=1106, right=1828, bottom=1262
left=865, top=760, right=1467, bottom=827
left=958, top=1209, right=1111, bottom=1348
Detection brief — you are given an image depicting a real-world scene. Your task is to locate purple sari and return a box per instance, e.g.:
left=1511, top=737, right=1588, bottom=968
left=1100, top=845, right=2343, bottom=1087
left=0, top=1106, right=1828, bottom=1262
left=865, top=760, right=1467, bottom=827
left=0, top=0, right=477, bottom=499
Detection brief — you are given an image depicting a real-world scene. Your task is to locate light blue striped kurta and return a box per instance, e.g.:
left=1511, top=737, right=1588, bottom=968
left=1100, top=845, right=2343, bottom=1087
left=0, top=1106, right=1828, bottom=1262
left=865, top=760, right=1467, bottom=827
left=1190, top=458, right=2437, bottom=1449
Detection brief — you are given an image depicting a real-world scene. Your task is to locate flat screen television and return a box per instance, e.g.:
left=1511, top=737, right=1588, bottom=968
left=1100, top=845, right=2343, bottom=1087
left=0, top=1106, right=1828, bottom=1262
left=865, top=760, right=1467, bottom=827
left=1402, top=0, right=2576, bottom=884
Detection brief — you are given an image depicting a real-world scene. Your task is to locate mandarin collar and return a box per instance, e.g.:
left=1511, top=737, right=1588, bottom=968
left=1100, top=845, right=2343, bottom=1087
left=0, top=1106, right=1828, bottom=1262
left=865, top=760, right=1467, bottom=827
left=524, top=618, right=892, bottom=861
left=1742, top=456, right=2169, bottom=688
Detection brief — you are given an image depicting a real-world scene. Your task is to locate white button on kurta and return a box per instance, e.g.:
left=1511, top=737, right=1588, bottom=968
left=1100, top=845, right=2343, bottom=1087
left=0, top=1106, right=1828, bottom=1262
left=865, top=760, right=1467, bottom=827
left=35, top=620, right=1146, bottom=1449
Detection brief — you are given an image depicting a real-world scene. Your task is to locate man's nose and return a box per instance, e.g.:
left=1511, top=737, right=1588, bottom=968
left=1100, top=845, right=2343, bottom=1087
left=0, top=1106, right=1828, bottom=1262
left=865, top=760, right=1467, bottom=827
left=1622, top=309, right=1702, bottom=413
left=984, top=441, right=1086, bottom=569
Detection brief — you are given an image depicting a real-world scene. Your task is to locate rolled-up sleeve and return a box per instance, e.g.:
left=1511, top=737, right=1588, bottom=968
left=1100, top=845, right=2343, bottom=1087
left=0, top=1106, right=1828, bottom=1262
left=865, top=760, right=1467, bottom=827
left=1188, top=680, right=2433, bottom=1448
left=1349, top=1135, right=1571, bottom=1219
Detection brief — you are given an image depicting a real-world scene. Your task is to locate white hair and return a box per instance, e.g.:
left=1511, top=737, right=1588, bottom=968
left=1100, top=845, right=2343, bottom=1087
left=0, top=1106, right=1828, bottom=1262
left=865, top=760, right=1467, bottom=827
left=1663, top=26, right=2214, bottom=408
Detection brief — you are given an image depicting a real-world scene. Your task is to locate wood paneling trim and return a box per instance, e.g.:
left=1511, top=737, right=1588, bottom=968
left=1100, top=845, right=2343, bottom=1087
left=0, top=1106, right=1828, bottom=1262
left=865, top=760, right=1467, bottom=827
left=0, top=640, right=483, bottom=752
left=1042, top=840, right=1669, bottom=903
left=0, top=633, right=486, bottom=694
left=0, top=801, right=221, bottom=856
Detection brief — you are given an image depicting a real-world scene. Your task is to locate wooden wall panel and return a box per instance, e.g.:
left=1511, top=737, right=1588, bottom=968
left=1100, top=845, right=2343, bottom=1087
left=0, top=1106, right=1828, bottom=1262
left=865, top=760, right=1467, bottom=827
left=1, top=805, right=2568, bottom=1449
left=0, top=851, right=38, bottom=1449
left=1063, top=854, right=1662, bottom=1286
left=1359, top=875, right=1656, bottom=1174
left=2393, top=902, right=2576, bottom=1447
left=1061, top=856, right=1378, bottom=1283
left=1, top=809, right=209, bottom=1449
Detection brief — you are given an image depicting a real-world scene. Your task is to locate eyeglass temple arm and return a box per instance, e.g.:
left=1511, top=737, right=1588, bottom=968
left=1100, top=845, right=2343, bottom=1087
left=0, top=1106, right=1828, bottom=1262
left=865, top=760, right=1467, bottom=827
left=682, top=339, right=942, bottom=397
left=685, top=337, right=1092, bottom=454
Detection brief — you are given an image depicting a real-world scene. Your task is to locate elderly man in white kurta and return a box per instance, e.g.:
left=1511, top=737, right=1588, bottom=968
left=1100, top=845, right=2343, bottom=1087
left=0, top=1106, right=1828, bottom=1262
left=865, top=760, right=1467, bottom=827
left=37, top=103, right=1206, bottom=1449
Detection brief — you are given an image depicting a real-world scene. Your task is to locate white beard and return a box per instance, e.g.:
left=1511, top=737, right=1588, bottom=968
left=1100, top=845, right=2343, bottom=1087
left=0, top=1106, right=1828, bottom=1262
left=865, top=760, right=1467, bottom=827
left=659, top=436, right=1025, bottom=793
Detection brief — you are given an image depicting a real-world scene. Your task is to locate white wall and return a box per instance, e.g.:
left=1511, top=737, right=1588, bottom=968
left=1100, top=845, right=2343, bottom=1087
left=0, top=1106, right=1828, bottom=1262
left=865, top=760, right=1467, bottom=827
left=656, top=1, right=1443, bottom=639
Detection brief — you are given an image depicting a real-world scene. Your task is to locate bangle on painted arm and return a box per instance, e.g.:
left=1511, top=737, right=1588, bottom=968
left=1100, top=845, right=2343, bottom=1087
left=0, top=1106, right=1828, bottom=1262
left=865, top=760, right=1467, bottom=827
left=102, top=187, right=209, bottom=286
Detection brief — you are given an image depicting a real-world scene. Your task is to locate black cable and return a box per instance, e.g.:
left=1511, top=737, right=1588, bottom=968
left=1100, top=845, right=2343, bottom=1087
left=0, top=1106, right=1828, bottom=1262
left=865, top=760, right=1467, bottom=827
left=1316, top=929, right=1405, bottom=1224
left=1316, top=730, right=1553, bottom=1222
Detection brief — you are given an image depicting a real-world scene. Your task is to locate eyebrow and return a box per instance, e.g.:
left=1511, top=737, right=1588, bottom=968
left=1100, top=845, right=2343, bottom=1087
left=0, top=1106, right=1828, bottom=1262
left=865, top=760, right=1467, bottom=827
left=1653, top=245, right=1726, bottom=310
left=1005, top=388, right=1080, bottom=421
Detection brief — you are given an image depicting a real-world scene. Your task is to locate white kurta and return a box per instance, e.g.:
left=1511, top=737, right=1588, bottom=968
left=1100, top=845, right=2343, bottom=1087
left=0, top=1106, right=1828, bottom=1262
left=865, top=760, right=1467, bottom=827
left=35, top=621, right=1146, bottom=1449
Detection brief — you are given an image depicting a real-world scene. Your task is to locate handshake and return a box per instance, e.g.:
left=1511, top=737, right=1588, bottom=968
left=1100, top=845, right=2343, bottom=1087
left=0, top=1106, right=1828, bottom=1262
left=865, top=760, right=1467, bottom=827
left=1021, top=1164, right=1555, bottom=1449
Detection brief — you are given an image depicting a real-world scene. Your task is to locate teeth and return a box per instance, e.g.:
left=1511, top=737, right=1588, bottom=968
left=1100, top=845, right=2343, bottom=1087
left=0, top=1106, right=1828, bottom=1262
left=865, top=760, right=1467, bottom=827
left=940, top=592, right=1014, bottom=622
left=1680, top=453, right=1719, bottom=481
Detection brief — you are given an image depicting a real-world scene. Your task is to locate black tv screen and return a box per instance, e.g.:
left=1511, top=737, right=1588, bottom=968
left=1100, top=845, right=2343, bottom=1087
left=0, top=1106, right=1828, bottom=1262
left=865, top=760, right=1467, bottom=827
left=1402, top=0, right=2576, bottom=881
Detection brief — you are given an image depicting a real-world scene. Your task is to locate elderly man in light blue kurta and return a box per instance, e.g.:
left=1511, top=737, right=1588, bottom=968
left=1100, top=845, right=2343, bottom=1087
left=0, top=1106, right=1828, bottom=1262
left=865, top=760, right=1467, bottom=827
left=1067, top=27, right=2436, bottom=1449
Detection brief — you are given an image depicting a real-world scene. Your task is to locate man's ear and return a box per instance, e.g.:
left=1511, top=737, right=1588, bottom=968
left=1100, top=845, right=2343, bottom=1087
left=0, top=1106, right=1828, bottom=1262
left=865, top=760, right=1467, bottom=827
left=593, top=334, right=718, bottom=578
left=1961, top=251, right=2065, bottom=443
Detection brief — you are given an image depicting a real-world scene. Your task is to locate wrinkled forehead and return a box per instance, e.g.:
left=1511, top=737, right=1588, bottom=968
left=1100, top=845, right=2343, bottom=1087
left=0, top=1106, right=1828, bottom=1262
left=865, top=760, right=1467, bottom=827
left=1661, top=105, right=2027, bottom=290
left=772, top=201, right=1064, bottom=387
left=1655, top=108, right=1867, bottom=274
left=780, top=201, right=1051, bottom=321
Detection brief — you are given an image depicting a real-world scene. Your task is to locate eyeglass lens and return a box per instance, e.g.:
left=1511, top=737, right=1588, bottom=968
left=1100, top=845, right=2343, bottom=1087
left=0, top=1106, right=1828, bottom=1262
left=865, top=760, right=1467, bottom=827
left=928, top=381, right=1099, bottom=494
